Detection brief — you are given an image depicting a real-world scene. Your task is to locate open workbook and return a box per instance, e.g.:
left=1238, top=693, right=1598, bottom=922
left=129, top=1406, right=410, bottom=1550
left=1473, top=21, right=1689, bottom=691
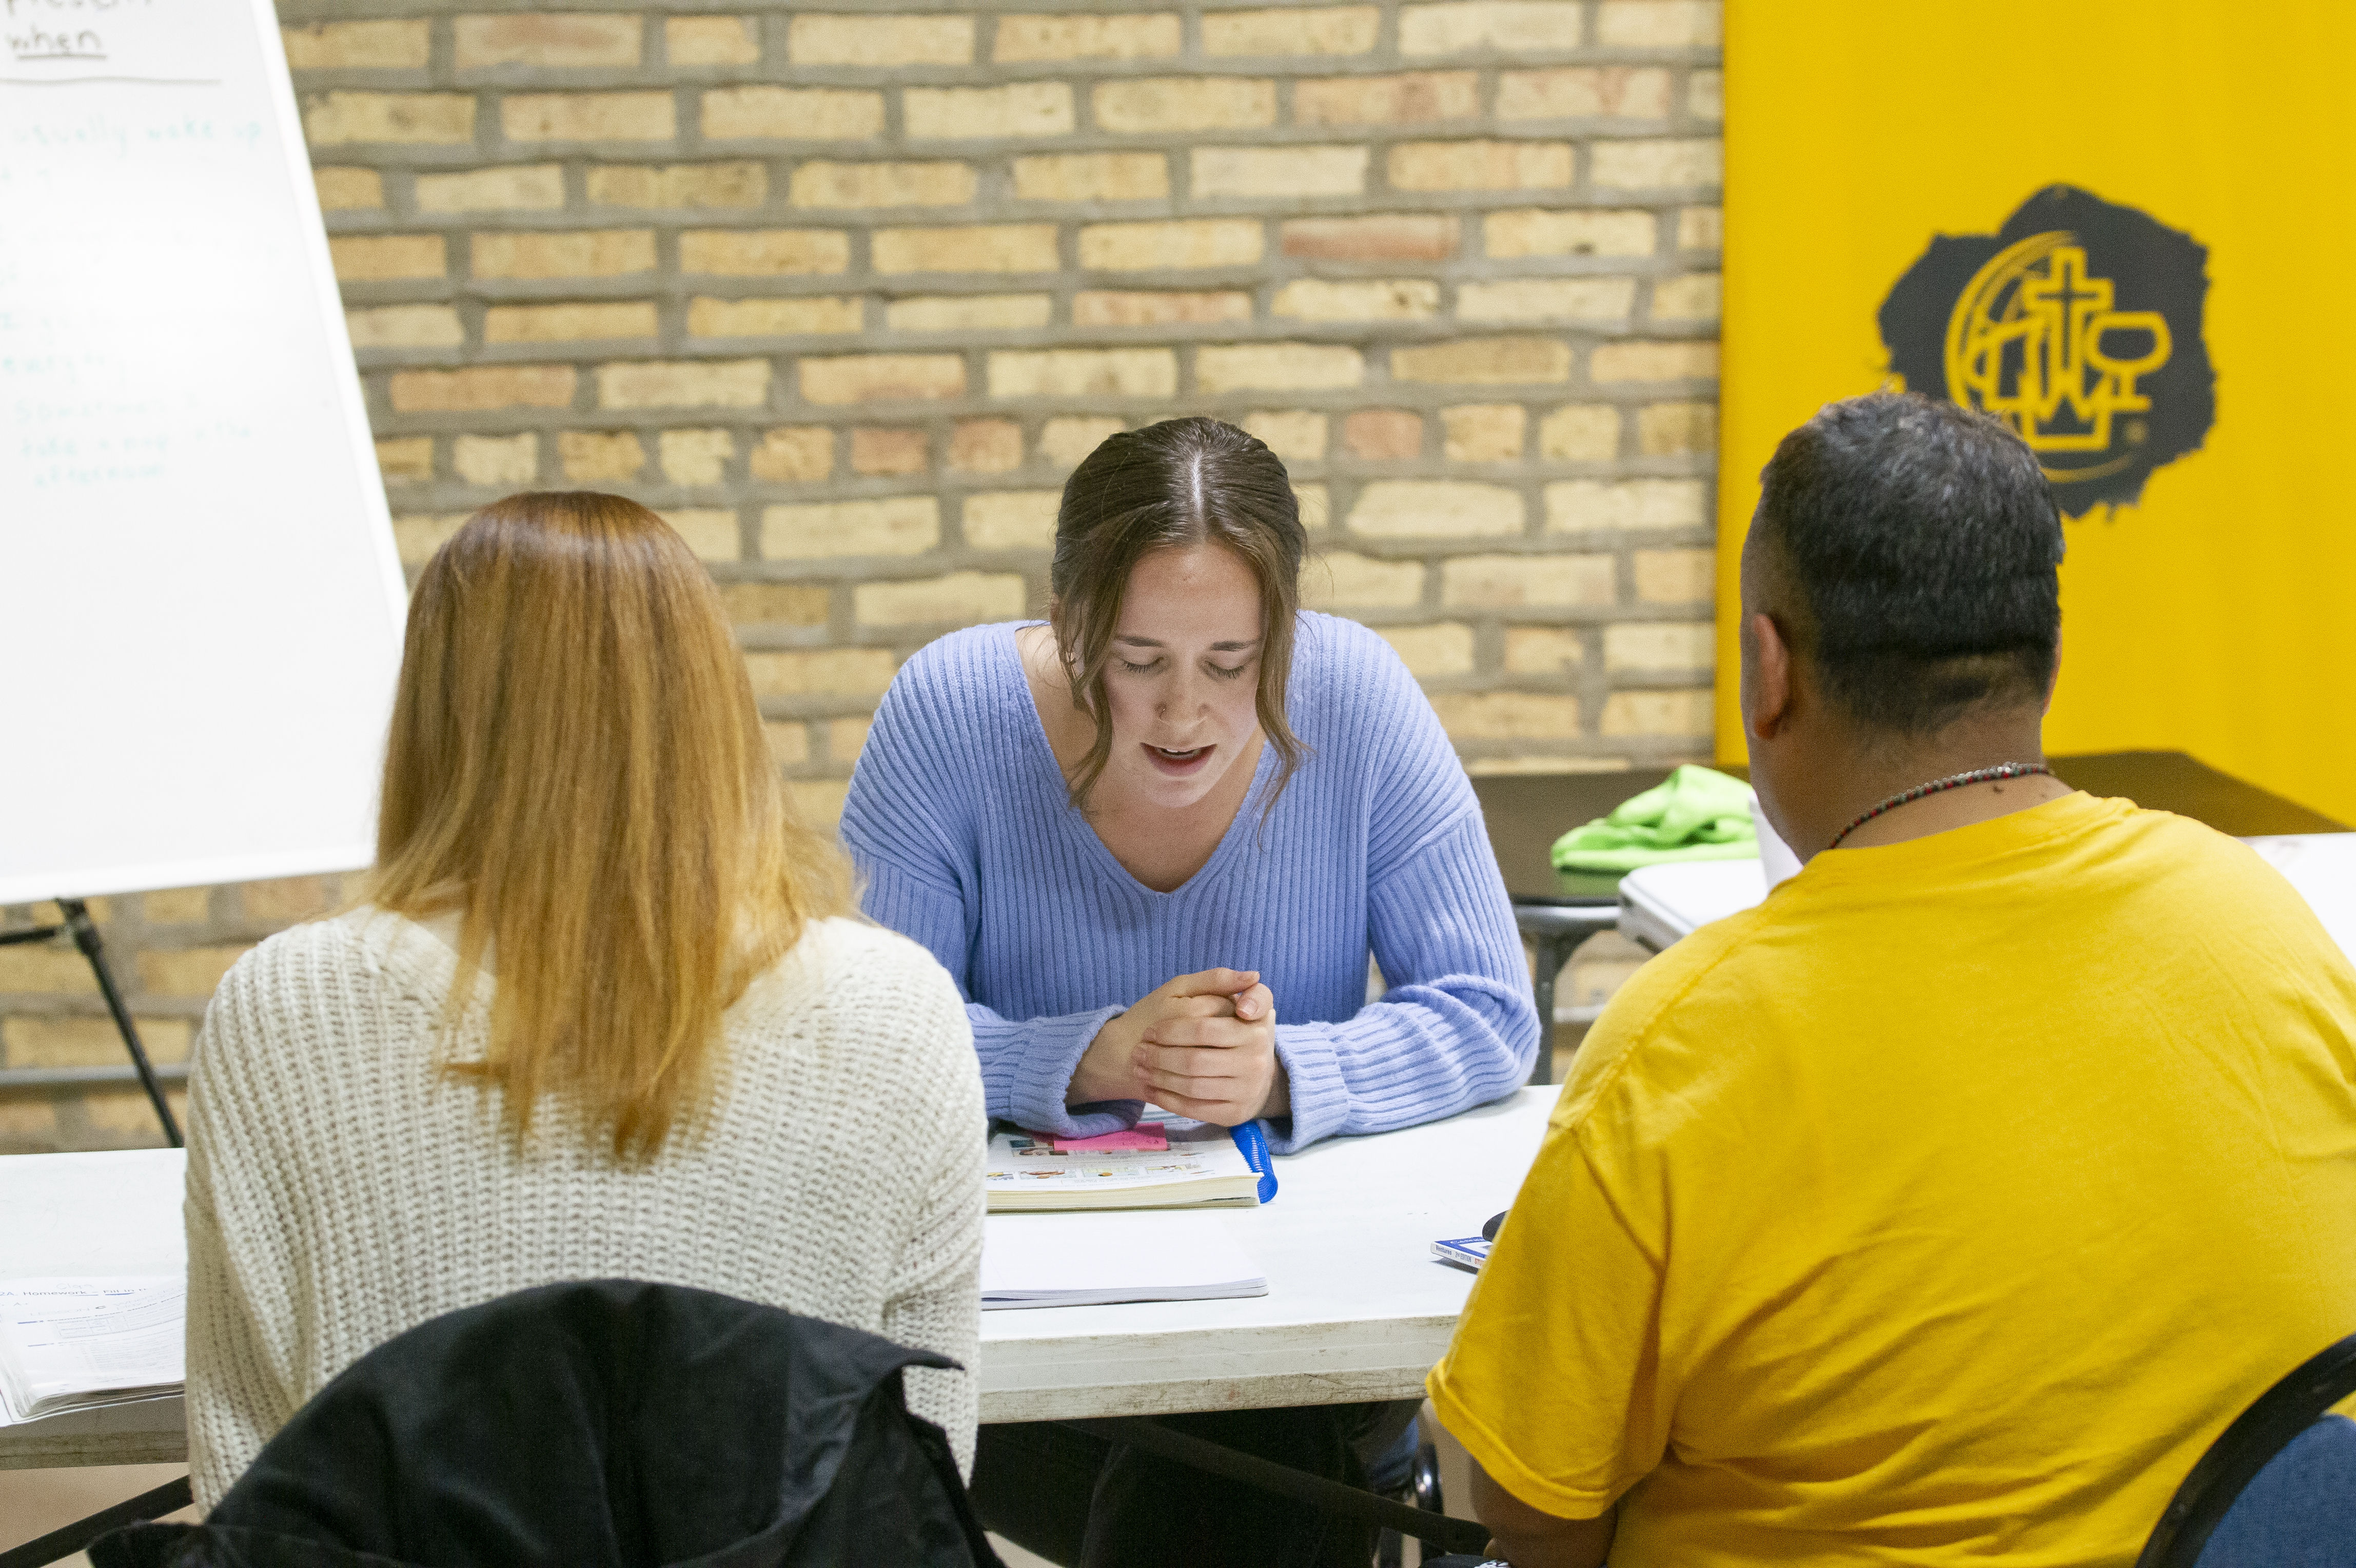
left=986, top=1117, right=1270, bottom=1211
left=0, top=1278, right=186, bottom=1425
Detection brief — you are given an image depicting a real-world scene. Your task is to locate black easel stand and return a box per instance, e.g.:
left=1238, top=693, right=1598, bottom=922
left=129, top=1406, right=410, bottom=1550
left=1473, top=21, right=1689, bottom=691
left=0, top=899, right=182, bottom=1147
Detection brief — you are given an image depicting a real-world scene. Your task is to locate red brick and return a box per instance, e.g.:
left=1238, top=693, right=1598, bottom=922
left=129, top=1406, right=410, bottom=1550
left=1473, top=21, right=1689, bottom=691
left=1280, top=213, right=1458, bottom=262
left=1344, top=409, right=1423, bottom=461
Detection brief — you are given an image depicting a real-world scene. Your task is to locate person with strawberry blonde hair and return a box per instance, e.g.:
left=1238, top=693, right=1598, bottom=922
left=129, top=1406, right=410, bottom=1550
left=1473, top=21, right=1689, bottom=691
left=179, top=494, right=985, bottom=1510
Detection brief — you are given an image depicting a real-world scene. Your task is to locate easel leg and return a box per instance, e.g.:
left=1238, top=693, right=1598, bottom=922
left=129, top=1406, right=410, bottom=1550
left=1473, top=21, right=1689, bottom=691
left=57, top=899, right=184, bottom=1148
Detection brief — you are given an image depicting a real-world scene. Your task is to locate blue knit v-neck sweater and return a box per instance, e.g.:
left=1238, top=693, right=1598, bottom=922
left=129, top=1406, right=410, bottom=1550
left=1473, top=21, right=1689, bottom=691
left=839, top=612, right=1537, bottom=1153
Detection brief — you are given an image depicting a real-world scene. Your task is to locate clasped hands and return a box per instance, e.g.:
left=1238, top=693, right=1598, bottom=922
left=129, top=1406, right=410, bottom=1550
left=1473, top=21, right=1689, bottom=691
left=1066, top=967, right=1289, bottom=1127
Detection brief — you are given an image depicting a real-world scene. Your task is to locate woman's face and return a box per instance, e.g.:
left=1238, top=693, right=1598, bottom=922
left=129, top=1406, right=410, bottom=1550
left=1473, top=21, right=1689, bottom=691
left=1092, top=543, right=1265, bottom=812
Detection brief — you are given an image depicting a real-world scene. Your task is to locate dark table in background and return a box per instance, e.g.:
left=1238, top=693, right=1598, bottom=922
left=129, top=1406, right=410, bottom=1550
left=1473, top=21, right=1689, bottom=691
left=1473, top=750, right=2345, bottom=1083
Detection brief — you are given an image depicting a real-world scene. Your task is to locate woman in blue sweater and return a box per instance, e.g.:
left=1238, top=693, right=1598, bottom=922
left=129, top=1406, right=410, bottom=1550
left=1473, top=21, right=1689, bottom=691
left=841, top=415, right=1536, bottom=1564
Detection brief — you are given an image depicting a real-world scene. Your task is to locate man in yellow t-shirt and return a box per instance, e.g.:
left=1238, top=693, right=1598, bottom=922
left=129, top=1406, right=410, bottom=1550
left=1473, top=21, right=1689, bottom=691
left=1429, top=393, right=2356, bottom=1567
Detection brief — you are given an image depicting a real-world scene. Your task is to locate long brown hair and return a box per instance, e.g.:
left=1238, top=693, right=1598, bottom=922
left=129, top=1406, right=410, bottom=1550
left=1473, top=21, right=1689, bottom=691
left=371, top=493, right=849, bottom=1163
left=1050, top=417, right=1308, bottom=808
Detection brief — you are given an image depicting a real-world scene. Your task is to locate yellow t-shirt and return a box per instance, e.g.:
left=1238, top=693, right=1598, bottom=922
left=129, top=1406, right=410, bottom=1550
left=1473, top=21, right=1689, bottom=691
left=1429, top=792, right=2356, bottom=1566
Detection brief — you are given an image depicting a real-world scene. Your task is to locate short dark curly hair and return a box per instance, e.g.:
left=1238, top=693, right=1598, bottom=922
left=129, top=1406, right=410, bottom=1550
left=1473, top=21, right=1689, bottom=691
left=1751, top=391, right=2065, bottom=736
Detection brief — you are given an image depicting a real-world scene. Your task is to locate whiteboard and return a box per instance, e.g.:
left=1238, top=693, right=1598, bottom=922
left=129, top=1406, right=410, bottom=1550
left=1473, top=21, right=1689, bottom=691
left=0, top=0, right=407, bottom=905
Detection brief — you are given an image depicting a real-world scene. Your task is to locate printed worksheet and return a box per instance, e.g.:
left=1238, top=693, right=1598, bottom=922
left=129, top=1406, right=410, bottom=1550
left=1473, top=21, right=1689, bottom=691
left=0, top=1277, right=186, bottom=1424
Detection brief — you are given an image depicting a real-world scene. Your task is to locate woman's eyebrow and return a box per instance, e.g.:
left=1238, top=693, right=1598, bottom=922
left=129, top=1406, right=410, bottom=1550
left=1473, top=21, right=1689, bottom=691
left=1112, top=634, right=1264, bottom=652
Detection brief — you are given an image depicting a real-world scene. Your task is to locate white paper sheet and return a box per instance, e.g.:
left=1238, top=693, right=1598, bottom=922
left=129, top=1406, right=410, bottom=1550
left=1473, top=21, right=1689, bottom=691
left=981, top=1212, right=1267, bottom=1309
left=0, top=1277, right=186, bottom=1424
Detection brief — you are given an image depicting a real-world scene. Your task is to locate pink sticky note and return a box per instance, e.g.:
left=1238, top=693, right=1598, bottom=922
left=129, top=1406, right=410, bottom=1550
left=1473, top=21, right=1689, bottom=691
left=1041, top=1124, right=1168, bottom=1153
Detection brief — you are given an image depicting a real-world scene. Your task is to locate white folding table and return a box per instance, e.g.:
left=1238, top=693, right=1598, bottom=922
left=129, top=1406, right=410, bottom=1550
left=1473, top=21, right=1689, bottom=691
left=0, top=1085, right=1560, bottom=1469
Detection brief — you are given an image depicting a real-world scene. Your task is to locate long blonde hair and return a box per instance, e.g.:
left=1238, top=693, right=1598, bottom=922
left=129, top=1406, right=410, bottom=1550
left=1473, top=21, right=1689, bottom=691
left=371, top=493, right=849, bottom=1162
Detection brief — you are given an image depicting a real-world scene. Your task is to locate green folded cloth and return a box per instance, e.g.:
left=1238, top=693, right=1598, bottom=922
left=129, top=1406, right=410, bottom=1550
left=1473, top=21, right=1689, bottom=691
left=1550, top=764, right=1758, bottom=873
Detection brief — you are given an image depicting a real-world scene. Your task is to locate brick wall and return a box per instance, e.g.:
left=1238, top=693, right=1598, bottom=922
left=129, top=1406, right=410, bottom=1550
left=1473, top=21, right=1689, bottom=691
left=0, top=0, right=1722, bottom=1151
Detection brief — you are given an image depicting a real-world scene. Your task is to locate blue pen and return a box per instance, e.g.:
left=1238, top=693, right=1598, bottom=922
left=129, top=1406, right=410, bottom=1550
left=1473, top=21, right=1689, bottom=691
left=1231, top=1120, right=1279, bottom=1205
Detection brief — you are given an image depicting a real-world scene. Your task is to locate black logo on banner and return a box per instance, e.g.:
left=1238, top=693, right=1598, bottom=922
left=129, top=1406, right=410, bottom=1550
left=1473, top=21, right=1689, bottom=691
left=1880, top=185, right=2213, bottom=517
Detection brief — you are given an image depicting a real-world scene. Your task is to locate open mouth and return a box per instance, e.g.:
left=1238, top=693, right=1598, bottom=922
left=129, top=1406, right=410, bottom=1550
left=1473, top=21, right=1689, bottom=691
left=1146, top=742, right=1213, bottom=775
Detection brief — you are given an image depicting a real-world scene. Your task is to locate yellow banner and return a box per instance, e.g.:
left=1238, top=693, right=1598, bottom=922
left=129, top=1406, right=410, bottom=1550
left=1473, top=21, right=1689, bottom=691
left=1718, top=1, right=2356, bottom=822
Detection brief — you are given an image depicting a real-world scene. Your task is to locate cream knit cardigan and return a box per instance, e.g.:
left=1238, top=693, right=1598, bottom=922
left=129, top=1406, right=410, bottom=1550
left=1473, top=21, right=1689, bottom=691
left=182, top=908, right=985, bottom=1511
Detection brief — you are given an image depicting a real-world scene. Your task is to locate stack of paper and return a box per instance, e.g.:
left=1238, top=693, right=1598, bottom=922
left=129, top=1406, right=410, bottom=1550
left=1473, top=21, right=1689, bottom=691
left=0, top=1278, right=186, bottom=1425
left=981, top=1212, right=1267, bottom=1310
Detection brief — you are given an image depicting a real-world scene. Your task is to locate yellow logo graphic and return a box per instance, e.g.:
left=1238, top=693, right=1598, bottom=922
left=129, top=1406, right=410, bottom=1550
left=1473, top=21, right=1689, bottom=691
left=1942, top=232, right=2173, bottom=480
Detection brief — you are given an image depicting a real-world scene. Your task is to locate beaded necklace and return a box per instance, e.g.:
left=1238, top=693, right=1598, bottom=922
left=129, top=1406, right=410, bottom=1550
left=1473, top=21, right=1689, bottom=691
left=1825, top=762, right=2055, bottom=851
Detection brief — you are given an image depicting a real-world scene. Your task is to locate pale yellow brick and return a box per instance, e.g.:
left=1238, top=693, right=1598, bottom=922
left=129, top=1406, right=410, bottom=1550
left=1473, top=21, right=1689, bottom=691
left=744, top=647, right=898, bottom=698
left=80, top=1085, right=191, bottom=1139
left=244, top=876, right=337, bottom=924
left=1393, top=337, right=1572, bottom=385
left=1458, top=278, right=1635, bottom=324
left=313, top=167, right=385, bottom=210
left=789, top=161, right=976, bottom=209
left=1390, top=139, right=1570, bottom=191
left=143, top=888, right=213, bottom=923
left=1634, top=547, right=1713, bottom=602
left=994, top=12, right=1181, bottom=61
left=1350, top=479, right=1521, bottom=537
left=302, top=91, right=473, bottom=145
left=1496, top=66, right=1672, bottom=120
left=1605, top=622, right=1713, bottom=671
left=375, top=436, right=435, bottom=482
left=393, top=513, right=472, bottom=565
left=1378, top=622, right=1475, bottom=677
left=1079, top=219, right=1261, bottom=272
left=417, top=164, right=566, bottom=212
left=764, top=721, right=812, bottom=767
left=1592, top=138, right=1722, bottom=189
left=1597, top=0, right=1722, bottom=46
left=689, top=296, right=863, bottom=338
left=7, top=1016, right=192, bottom=1070
left=1345, top=408, right=1423, bottom=460
left=1441, top=552, right=1614, bottom=606
left=1601, top=690, right=1712, bottom=737
left=1400, top=1, right=1584, bottom=54
left=1690, top=69, right=1724, bottom=121
left=701, top=86, right=883, bottom=141
left=472, top=229, right=655, bottom=280
left=1073, top=290, right=1253, bottom=327
left=905, top=83, right=1074, bottom=140
left=1195, top=342, right=1363, bottom=394
left=886, top=294, right=1053, bottom=332
left=453, top=433, right=538, bottom=486
left=345, top=304, right=464, bottom=349
left=390, top=365, right=577, bottom=413
left=1191, top=145, right=1367, bottom=199
left=790, top=13, right=973, bottom=65
left=558, top=429, right=646, bottom=481
left=503, top=92, right=675, bottom=142
left=1539, top=404, right=1621, bottom=460
left=1242, top=409, right=1327, bottom=462
left=783, top=779, right=848, bottom=828
left=1013, top=152, right=1168, bottom=202
left=680, top=229, right=851, bottom=276
left=283, top=18, right=431, bottom=70
left=1271, top=279, right=1438, bottom=322
left=851, top=426, right=928, bottom=475
left=1296, top=483, right=1331, bottom=530
left=990, top=348, right=1177, bottom=399
left=800, top=353, right=966, bottom=404
left=1638, top=400, right=1715, bottom=457
left=485, top=301, right=660, bottom=343
left=0, top=1096, right=57, bottom=1143
left=1303, top=552, right=1424, bottom=609
left=1484, top=207, right=1658, bottom=258
left=1505, top=625, right=1584, bottom=674
left=587, top=162, right=768, bottom=209
left=331, top=233, right=445, bottom=281
left=1651, top=273, right=1721, bottom=321
left=1544, top=478, right=1706, bottom=531
left=663, top=509, right=744, bottom=560
left=597, top=358, right=770, bottom=409
left=1203, top=6, right=1379, bottom=55
left=1431, top=692, right=1584, bottom=741
left=1591, top=340, right=1718, bottom=381
left=950, top=420, right=1025, bottom=474
left=455, top=13, right=642, bottom=69
left=750, top=426, right=834, bottom=481
left=1094, top=77, right=1275, bottom=134
left=762, top=497, right=940, bottom=558
left=965, top=491, right=1061, bottom=550
left=1678, top=206, right=1723, bottom=251
left=1442, top=404, right=1526, bottom=462
left=0, top=943, right=96, bottom=992
left=873, top=224, right=1060, bottom=274
left=667, top=15, right=760, bottom=66
left=728, top=582, right=829, bottom=627
left=855, top=572, right=1026, bottom=626
left=827, top=718, right=872, bottom=764
left=661, top=428, right=734, bottom=485
left=1040, top=415, right=1126, bottom=467
left=1292, top=70, right=1479, bottom=126
left=141, top=945, right=253, bottom=997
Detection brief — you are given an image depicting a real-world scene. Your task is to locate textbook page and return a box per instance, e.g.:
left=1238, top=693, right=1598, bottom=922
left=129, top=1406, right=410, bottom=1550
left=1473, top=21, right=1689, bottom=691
left=0, top=1278, right=186, bottom=1425
left=987, top=1119, right=1261, bottom=1211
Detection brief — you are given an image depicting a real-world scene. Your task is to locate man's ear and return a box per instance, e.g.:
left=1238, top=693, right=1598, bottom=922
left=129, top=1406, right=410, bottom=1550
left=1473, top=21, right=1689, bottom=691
left=1743, top=612, right=1794, bottom=742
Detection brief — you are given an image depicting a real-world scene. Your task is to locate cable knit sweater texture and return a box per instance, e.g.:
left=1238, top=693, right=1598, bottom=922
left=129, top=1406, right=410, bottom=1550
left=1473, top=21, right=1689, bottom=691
left=840, top=612, right=1538, bottom=1154
left=181, top=910, right=985, bottom=1511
